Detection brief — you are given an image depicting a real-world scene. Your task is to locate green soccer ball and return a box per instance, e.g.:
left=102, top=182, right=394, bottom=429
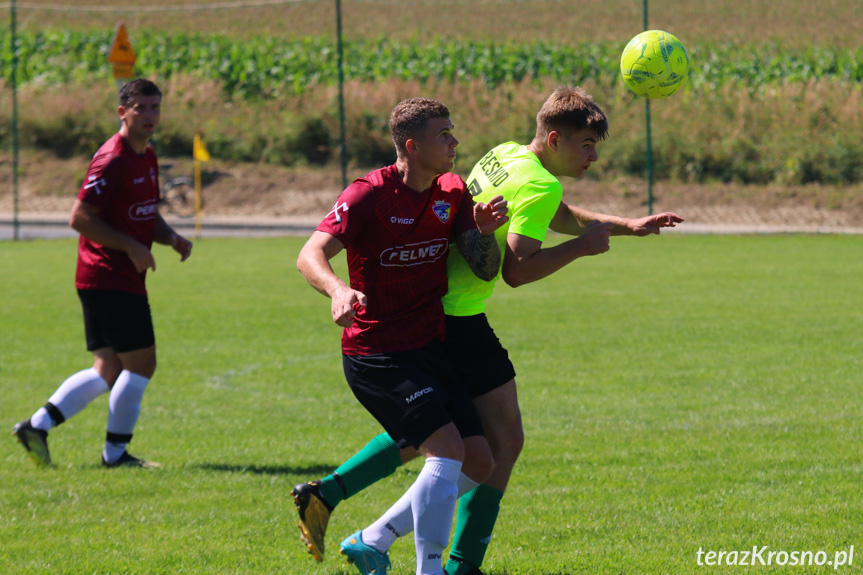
left=620, top=30, right=689, bottom=99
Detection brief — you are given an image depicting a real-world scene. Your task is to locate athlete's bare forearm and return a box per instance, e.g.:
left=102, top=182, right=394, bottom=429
left=456, top=229, right=501, bottom=282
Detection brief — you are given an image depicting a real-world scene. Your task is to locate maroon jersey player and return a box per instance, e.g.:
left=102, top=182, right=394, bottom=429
left=12, top=79, right=193, bottom=469
left=297, top=97, right=508, bottom=575
left=317, top=166, right=478, bottom=355
left=75, top=131, right=160, bottom=294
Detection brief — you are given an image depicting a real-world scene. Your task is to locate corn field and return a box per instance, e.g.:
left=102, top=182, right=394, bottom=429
left=2, top=30, right=861, bottom=98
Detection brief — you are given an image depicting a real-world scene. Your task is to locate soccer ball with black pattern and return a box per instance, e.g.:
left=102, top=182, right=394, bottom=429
left=620, top=30, right=689, bottom=99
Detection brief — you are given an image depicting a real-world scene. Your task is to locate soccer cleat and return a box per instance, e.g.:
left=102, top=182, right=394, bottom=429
left=12, top=419, right=52, bottom=466
left=101, top=451, right=160, bottom=469
left=340, top=530, right=391, bottom=575
left=291, top=480, right=334, bottom=561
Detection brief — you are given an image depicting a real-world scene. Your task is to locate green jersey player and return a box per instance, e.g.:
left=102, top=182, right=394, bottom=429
left=293, top=87, right=683, bottom=575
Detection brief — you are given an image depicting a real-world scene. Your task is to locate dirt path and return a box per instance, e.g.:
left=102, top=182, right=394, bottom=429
left=3, top=154, right=862, bottom=232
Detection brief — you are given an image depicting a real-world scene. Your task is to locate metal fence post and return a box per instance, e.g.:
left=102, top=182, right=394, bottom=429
left=335, top=0, right=347, bottom=190
left=11, top=0, right=20, bottom=240
left=643, top=0, right=654, bottom=215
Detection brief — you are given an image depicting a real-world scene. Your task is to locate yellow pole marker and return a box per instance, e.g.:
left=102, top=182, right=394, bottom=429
left=193, top=133, right=211, bottom=238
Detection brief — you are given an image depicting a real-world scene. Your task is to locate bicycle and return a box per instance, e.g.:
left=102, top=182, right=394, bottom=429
left=159, top=163, right=201, bottom=218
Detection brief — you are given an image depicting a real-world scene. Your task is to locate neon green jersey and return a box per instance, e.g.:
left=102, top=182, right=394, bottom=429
left=444, top=142, right=562, bottom=316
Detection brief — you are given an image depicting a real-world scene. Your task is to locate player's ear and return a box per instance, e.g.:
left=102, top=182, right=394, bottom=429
left=547, top=130, right=561, bottom=151
left=405, top=138, right=418, bottom=156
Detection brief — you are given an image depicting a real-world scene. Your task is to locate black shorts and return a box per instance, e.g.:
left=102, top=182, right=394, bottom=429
left=78, top=289, right=155, bottom=353
left=343, top=339, right=485, bottom=449
left=445, top=314, right=516, bottom=399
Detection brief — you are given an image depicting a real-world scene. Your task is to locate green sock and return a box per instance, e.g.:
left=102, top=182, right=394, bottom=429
left=446, top=484, right=504, bottom=574
left=318, top=432, right=401, bottom=508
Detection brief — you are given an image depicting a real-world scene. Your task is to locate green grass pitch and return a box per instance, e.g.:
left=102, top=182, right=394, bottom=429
left=1, top=234, right=860, bottom=574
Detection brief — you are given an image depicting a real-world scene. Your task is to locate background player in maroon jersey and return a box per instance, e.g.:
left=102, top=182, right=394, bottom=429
left=297, top=97, right=508, bottom=575
left=12, top=79, right=193, bottom=469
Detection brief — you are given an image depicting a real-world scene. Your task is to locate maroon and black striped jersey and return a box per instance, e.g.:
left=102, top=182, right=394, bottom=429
left=75, top=133, right=160, bottom=295
left=317, top=164, right=475, bottom=355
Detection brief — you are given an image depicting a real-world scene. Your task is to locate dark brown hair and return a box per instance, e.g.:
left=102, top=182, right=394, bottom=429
left=119, top=78, right=162, bottom=108
left=389, top=97, right=451, bottom=154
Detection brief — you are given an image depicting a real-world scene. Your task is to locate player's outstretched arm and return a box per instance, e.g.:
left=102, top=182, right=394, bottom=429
left=456, top=195, right=509, bottom=281
left=297, top=230, right=367, bottom=327
left=550, top=200, right=683, bottom=237
left=502, top=221, right=614, bottom=288
left=622, top=212, right=683, bottom=236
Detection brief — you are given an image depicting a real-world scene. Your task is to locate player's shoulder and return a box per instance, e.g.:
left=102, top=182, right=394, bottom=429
left=87, top=143, right=126, bottom=176
left=358, top=163, right=398, bottom=188
left=98, top=133, right=127, bottom=155
left=499, top=146, right=557, bottom=189
left=333, top=171, right=381, bottom=221
left=343, top=174, right=379, bottom=203
left=493, top=141, right=523, bottom=155
left=91, top=133, right=135, bottom=164
left=435, top=172, right=467, bottom=194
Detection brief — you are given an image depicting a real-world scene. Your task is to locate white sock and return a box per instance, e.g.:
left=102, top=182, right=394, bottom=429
left=362, top=489, right=414, bottom=552
left=457, top=472, right=480, bottom=496
left=363, top=469, right=480, bottom=552
left=414, top=457, right=461, bottom=575
left=30, top=368, right=110, bottom=431
left=103, top=370, right=149, bottom=463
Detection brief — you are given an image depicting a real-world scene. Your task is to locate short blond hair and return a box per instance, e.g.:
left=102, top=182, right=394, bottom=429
left=536, top=86, right=608, bottom=141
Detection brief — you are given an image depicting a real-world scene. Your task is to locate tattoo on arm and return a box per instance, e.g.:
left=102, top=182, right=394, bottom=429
left=456, top=229, right=500, bottom=282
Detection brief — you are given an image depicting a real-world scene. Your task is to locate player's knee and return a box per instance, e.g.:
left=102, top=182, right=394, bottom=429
left=129, top=360, right=156, bottom=380
left=420, top=424, right=465, bottom=461
left=462, top=436, right=494, bottom=484
left=140, top=357, right=157, bottom=379
left=468, top=454, right=495, bottom=485
left=398, top=445, right=420, bottom=465
left=506, top=424, right=525, bottom=458
left=93, top=355, right=123, bottom=387
left=119, top=347, right=157, bottom=379
left=488, top=421, right=524, bottom=466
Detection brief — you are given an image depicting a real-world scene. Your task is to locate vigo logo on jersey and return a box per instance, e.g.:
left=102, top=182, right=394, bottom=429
left=380, top=238, right=448, bottom=267
left=129, top=199, right=159, bottom=221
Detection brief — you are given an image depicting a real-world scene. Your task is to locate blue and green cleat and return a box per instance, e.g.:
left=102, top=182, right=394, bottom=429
left=339, top=530, right=391, bottom=575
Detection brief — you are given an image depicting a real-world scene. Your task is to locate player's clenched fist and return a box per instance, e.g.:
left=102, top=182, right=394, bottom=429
left=578, top=221, right=614, bottom=256
left=331, top=285, right=367, bottom=328
left=473, top=194, right=509, bottom=236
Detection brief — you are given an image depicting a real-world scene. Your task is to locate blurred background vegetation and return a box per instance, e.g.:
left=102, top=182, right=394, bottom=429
left=1, top=0, right=861, bottom=189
